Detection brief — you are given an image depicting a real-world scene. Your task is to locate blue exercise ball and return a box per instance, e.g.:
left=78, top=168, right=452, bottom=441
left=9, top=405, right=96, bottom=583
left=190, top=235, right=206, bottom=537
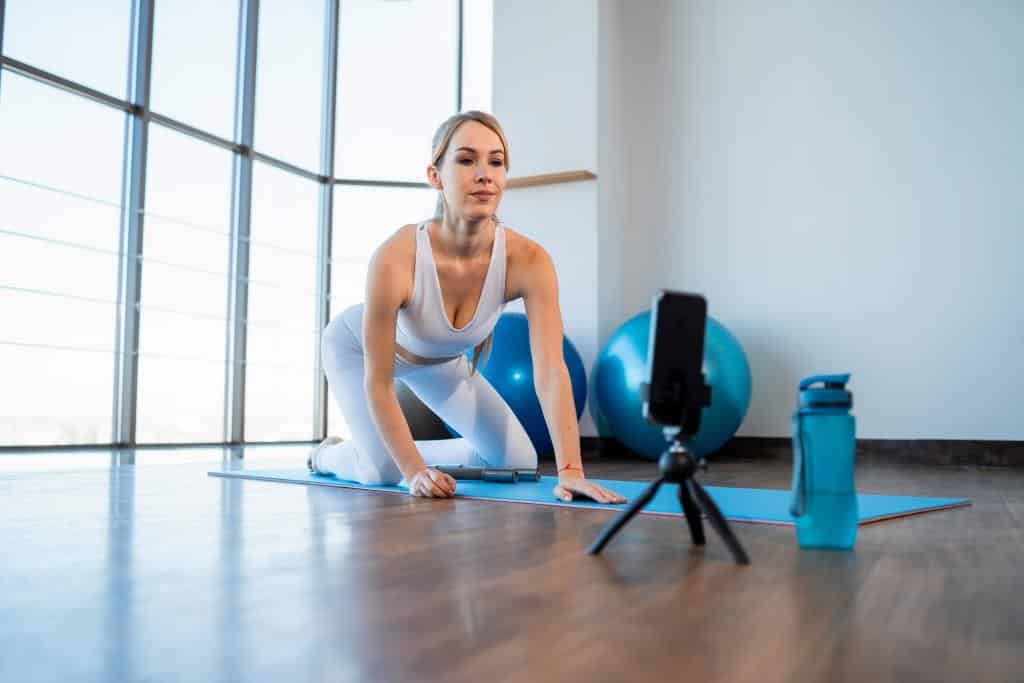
left=590, top=311, right=751, bottom=460
left=449, top=312, right=587, bottom=457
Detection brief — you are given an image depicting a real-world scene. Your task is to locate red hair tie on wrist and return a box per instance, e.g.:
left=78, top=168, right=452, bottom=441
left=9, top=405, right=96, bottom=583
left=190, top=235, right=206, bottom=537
left=558, top=463, right=583, bottom=473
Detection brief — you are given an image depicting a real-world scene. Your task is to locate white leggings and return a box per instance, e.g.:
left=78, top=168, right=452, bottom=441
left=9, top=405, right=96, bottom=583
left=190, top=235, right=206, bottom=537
left=316, top=303, right=537, bottom=485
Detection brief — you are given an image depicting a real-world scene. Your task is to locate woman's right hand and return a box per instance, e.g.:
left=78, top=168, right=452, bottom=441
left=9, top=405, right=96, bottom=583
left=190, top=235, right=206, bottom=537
left=408, top=468, right=457, bottom=498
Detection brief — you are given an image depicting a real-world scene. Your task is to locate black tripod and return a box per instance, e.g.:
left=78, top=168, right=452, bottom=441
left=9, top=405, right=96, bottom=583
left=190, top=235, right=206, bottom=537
left=588, top=426, right=750, bottom=565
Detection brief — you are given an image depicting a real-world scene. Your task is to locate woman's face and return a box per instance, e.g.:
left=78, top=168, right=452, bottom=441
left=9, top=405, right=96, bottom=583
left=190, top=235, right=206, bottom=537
left=429, top=121, right=507, bottom=222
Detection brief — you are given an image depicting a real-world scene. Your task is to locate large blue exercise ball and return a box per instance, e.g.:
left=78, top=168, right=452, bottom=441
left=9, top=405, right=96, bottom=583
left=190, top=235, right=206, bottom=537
left=590, top=311, right=751, bottom=460
left=449, top=312, right=588, bottom=457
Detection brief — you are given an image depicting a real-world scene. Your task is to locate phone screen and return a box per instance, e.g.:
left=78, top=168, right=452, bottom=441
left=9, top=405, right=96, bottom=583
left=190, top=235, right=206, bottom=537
left=642, top=290, right=707, bottom=430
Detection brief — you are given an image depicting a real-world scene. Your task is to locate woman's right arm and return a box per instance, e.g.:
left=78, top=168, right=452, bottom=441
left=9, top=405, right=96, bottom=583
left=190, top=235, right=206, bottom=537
left=362, top=244, right=455, bottom=498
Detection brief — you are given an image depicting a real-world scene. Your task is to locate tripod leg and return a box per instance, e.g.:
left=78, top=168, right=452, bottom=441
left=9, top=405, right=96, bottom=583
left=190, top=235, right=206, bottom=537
left=688, top=480, right=751, bottom=565
left=588, top=478, right=664, bottom=554
left=677, top=480, right=706, bottom=546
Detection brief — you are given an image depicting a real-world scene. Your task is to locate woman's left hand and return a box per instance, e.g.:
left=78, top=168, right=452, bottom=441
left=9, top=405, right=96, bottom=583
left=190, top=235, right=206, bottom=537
left=553, top=473, right=627, bottom=505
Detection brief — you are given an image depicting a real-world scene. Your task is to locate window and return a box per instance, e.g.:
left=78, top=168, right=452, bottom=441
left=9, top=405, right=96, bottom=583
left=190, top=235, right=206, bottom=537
left=0, top=72, right=125, bottom=445
left=135, top=124, right=233, bottom=443
left=2, top=0, right=133, bottom=98
left=461, top=0, right=494, bottom=113
left=334, top=0, right=458, bottom=182
left=150, top=0, right=240, bottom=140
left=1, top=0, right=489, bottom=447
left=244, top=161, right=320, bottom=442
left=254, top=0, right=328, bottom=173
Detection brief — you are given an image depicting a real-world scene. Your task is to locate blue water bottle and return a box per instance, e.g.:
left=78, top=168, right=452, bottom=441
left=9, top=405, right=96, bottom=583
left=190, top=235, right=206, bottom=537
left=789, top=374, right=858, bottom=550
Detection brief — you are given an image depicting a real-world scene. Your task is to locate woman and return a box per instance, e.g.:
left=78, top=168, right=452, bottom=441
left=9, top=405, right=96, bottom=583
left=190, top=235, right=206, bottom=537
left=311, top=111, right=625, bottom=505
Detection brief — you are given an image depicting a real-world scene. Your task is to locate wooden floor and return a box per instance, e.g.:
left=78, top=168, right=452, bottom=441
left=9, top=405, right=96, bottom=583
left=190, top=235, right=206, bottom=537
left=2, top=445, right=1022, bottom=683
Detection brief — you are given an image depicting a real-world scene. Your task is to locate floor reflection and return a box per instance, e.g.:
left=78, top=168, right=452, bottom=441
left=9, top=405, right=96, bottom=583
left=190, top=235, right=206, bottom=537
left=218, top=462, right=245, bottom=683
left=104, top=459, right=135, bottom=683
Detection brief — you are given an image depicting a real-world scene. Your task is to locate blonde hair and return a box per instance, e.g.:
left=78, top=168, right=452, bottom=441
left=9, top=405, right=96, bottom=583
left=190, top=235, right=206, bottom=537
left=428, top=111, right=510, bottom=375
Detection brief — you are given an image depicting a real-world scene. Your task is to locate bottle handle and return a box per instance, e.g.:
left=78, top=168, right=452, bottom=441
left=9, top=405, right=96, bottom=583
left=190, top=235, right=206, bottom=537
left=799, top=373, right=851, bottom=391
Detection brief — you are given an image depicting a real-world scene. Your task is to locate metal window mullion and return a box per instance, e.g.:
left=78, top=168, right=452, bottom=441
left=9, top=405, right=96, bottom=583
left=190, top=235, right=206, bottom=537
left=0, top=0, right=6, bottom=55
left=226, top=0, right=259, bottom=443
left=456, top=0, right=463, bottom=112
left=0, top=0, right=7, bottom=95
left=0, top=56, right=132, bottom=112
left=0, top=56, right=375, bottom=185
left=314, top=0, right=340, bottom=440
left=112, top=0, right=155, bottom=445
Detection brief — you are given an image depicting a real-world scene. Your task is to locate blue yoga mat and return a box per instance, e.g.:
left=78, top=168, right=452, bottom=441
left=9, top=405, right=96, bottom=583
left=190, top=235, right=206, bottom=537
left=208, top=469, right=970, bottom=526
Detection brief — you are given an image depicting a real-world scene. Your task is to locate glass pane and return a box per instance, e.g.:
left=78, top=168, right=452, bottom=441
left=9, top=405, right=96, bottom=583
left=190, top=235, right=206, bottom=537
left=0, top=344, right=114, bottom=446
left=0, top=290, right=116, bottom=443
left=254, top=0, right=327, bottom=172
left=142, top=123, right=233, bottom=273
left=150, top=0, right=240, bottom=140
left=140, top=262, right=230, bottom=318
left=136, top=124, right=233, bottom=443
left=135, top=354, right=225, bottom=444
left=0, top=232, right=119, bottom=303
left=245, top=366, right=315, bottom=442
left=335, top=0, right=458, bottom=181
left=247, top=323, right=316, bottom=368
left=2, top=0, right=133, bottom=98
left=139, top=309, right=227, bottom=362
left=245, top=162, right=320, bottom=441
left=0, top=178, right=121, bottom=254
left=329, top=185, right=435, bottom=317
left=326, top=185, right=434, bottom=434
left=461, top=0, right=494, bottom=113
left=0, top=71, right=126, bottom=206
left=247, top=280, right=317, bottom=328
left=0, top=73, right=124, bottom=446
left=0, top=289, right=116, bottom=351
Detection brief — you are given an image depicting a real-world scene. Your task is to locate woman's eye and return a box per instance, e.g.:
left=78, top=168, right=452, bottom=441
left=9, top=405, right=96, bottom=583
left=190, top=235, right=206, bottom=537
left=457, top=158, right=502, bottom=167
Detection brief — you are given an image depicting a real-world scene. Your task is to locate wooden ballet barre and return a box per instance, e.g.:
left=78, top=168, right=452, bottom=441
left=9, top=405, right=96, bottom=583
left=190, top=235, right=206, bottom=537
left=506, top=170, right=597, bottom=189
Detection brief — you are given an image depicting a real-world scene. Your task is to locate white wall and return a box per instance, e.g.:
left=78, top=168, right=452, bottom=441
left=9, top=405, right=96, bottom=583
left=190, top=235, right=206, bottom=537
left=495, top=0, right=1022, bottom=441
left=605, top=0, right=1024, bottom=439
left=493, top=0, right=600, bottom=435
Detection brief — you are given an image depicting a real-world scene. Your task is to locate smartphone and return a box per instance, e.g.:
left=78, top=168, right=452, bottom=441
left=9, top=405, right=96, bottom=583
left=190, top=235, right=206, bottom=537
left=642, top=290, right=709, bottom=432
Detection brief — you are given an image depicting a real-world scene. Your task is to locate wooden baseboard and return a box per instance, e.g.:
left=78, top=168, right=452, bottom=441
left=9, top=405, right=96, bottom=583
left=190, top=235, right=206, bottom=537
left=580, top=436, right=1024, bottom=467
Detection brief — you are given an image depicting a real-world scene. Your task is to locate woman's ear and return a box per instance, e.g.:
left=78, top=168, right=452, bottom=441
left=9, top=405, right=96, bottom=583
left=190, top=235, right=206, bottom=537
left=426, top=164, right=442, bottom=190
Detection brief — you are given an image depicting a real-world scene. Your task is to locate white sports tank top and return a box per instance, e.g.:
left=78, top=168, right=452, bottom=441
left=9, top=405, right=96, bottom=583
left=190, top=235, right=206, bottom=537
left=394, top=219, right=507, bottom=358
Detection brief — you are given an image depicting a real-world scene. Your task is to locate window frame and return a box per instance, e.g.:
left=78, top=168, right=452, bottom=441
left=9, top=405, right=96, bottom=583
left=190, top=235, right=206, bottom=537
left=0, top=0, right=476, bottom=449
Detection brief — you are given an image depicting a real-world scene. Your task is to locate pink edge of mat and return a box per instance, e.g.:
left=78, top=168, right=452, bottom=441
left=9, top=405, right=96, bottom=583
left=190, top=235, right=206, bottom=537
left=858, top=499, right=973, bottom=525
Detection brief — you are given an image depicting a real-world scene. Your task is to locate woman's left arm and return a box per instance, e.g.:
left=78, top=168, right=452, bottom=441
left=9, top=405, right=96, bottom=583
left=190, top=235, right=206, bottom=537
left=520, top=245, right=626, bottom=505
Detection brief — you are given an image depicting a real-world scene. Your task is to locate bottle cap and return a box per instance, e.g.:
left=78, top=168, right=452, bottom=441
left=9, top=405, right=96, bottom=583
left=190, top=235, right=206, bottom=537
left=798, top=373, right=853, bottom=409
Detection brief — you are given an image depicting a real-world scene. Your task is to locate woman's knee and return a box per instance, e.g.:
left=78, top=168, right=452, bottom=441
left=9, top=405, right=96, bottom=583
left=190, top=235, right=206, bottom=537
left=357, top=458, right=403, bottom=486
left=358, top=471, right=400, bottom=486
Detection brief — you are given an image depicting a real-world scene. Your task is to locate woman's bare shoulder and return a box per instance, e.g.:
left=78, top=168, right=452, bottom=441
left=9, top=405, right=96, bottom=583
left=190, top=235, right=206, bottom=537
left=365, top=223, right=421, bottom=306
left=369, top=222, right=419, bottom=270
left=502, top=225, right=556, bottom=301
left=503, top=225, right=549, bottom=269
